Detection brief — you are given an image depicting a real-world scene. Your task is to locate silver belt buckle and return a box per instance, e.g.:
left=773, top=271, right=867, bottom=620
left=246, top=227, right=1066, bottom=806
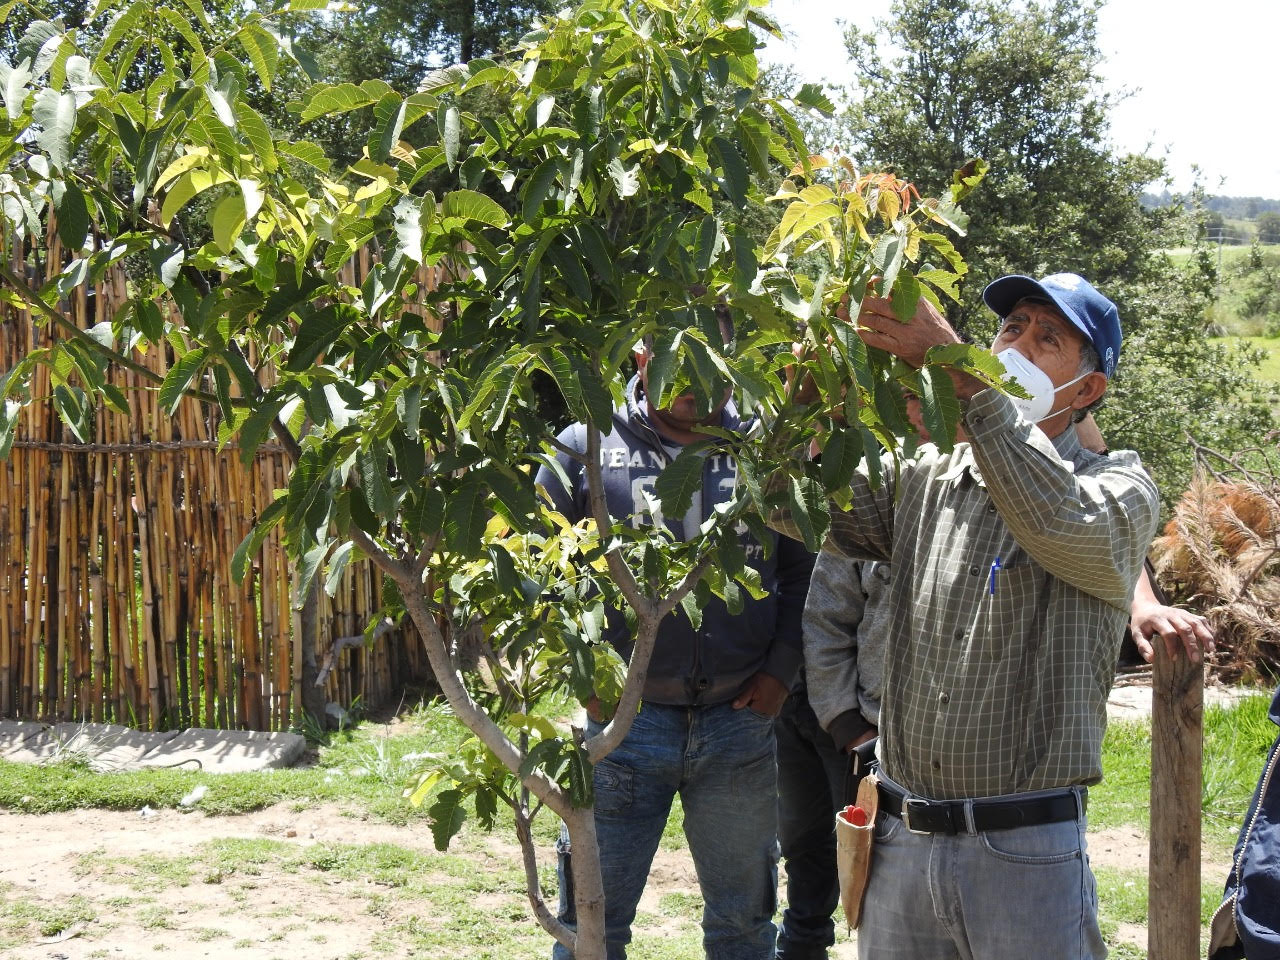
left=902, top=797, right=931, bottom=835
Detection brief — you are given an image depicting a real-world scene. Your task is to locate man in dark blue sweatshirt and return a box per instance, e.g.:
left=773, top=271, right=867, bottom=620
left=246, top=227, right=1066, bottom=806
left=539, top=329, right=813, bottom=960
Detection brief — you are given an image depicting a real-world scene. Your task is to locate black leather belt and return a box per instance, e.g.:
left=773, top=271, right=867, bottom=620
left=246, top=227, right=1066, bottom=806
left=879, top=781, right=1085, bottom=835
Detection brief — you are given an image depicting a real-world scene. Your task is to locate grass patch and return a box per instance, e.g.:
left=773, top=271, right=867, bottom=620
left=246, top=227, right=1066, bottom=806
left=1, top=691, right=1273, bottom=956
left=0, top=887, right=96, bottom=945
left=1095, top=864, right=1225, bottom=955
left=1237, top=336, right=1280, bottom=385
left=1093, top=690, right=1276, bottom=852
left=0, top=700, right=473, bottom=820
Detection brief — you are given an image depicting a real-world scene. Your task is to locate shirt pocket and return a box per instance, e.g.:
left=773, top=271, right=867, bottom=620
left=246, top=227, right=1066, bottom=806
left=969, top=560, right=1049, bottom=662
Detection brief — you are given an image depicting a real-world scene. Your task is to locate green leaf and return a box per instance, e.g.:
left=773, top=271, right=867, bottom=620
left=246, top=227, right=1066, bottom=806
left=52, top=384, right=92, bottom=442
left=859, top=427, right=882, bottom=488
left=237, top=23, right=279, bottom=92
left=235, top=103, right=278, bottom=172
left=571, top=356, right=615, bottom=429
left=393, top=195, right=423, bottom=264
left=297, top=80, right=385, bottom=123
left=427, top=788, right=467, bottom=851
left=890, top=271, right=921, bottom=323
left=712, top=136, right=748, bottom=208
left=159, top=347, right=208, bottom=415
left=444, top=477, right=485, bottom=556
left=653, top=442, right=708, bottom=519
left=643, top=329, right=681, bottom=406
left=1, top=59, right=33, bottom=121
left=0, top=399, right=21, bottom=460
left=606, top=158, right=640, bottom=198
left=231, top=497, right=286, bottom=583
left=442, top=103, right=460, bottom=170
left=405, top=484, right=444, bottom=538
left=786, top=474, right=827, bottom=552
left=368, top=92, right=406, bottom=162
left=441, top=189, right=508, bottom=227
left=357, top=448, right=395, bottom=516
left=695, top=215, right=720, bottom=274
left=237, top=393, right=287, bottom=467
left=277, top=139, right=330, bottom=172
left=210, top=191, right=246, bottom=253
left=323, top=541, right=353, bottom=597
left=286, top=305, right=350, bottom=371
left=567, top=746, right=593, bottom=808
left=160, top=168, right=233, bottom=225
left=542, top=348, right=585, bottom=421
left=534, top=93, right=555, bottom=128
left=521, top=158, right=559, bottom=224
left=54, top=182, right=89, bottom=251
left=133, top=300, right=165, bottom=342
left=924, top=342, right=1010, bottom=393
left=917, top=365, right=960, bottom=453
left=871, top=227, right=906, bottom=294
left=792, top=82, right=835, bottom=114
left=32, top=89, right=76, bottom=169
left=732, top=234, right=757, bottom=290
left=820, top=424, right=863, bottom=492
left=292, top=541, right=329, bottom=606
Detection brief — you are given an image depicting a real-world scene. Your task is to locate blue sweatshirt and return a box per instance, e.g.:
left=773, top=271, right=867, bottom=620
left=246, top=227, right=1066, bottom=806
left=535, top=374, right=813, bottom=706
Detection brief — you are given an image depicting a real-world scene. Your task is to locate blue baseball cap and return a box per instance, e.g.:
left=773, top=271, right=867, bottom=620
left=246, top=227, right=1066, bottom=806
left=982, top=273, right=1122, bottom=377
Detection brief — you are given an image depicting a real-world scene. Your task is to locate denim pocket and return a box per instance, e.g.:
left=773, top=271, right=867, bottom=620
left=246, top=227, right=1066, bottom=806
left=872, top=810, right=903, bottom=844
left=745, top=706, right=777, bottom=724
left=731, top=751, right=776, bottom=797
left=979, top=819, right=1082, bottom=865
left=592, top=758, right=633, bottom=816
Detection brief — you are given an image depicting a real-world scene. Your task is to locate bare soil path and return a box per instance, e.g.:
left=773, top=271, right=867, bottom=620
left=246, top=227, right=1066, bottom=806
left=0, top=803, right=1227, bottom=960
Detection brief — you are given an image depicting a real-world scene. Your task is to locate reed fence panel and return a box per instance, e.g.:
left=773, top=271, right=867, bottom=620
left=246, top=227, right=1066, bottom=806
left=0, top=232, right=443, bottom=730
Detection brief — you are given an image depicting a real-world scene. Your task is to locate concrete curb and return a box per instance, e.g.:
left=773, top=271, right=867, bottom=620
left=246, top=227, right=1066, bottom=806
left=0, top=720, right=304, bottom=773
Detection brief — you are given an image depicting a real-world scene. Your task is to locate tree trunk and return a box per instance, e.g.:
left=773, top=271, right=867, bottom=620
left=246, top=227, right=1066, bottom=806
left=459, top=0, right=476, bottom=63
left=563, top=806, right=607, bottom=960
left=298, top=575, right=327, bottom=726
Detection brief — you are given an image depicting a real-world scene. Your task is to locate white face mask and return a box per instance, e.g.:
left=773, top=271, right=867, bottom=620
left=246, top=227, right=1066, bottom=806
left=996, top=348, right=1091, bottom=424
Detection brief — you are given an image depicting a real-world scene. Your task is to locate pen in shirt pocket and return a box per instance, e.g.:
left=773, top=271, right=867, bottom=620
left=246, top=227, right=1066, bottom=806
left=988, top=556, right=1002, bottom=596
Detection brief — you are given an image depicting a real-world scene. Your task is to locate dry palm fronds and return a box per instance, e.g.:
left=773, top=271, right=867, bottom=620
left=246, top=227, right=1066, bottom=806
left=1152, top=436, right=1280, bottom=682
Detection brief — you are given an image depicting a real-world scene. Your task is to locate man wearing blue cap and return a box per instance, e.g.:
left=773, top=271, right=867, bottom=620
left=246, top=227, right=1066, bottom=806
left=772, top=273, right=1159, bottom=960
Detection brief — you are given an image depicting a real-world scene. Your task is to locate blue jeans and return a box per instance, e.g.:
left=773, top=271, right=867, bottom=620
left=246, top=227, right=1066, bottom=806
left=774, top=690, right=850, bottom=960
left=857, top=773, right=1105, bottom=960
left=552, top=700, right=780, bottom=960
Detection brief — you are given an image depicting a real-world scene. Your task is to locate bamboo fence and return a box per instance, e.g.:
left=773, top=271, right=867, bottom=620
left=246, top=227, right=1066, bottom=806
left=0, top=231, right=444, bottom=731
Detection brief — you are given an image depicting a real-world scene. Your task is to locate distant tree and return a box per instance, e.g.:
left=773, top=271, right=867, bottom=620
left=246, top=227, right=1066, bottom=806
left=836, top=0, right=1277, bottom=509
left=262, top=0, right=557, bottom=168
left=841, top=0, right=1173, bottom=337
left=1257, top=211, right=1280, bottom=245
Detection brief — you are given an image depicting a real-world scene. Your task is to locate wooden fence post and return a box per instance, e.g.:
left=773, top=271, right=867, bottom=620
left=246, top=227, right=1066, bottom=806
left=1148, top=644, right=1204, bottom=960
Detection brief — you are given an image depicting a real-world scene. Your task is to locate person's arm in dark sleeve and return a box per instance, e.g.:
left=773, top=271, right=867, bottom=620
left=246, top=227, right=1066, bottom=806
left=760, top=534, right=815, bottom=690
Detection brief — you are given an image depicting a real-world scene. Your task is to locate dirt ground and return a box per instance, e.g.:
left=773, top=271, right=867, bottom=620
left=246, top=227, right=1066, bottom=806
left=0, top=801, right=1223, bottom=960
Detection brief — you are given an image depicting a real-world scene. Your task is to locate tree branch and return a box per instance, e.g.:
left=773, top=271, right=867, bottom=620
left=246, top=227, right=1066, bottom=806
left=394, top=569, right=572, bottom=819
left=510, top=799, right=574, bottom=948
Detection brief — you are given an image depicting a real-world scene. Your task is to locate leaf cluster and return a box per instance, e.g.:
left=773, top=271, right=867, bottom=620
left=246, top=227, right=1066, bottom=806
left=0, top=0, right=984, bottom=831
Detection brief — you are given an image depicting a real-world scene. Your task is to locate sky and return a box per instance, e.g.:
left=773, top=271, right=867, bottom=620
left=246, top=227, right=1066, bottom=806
left=757, top=0, right=1280, bottom=200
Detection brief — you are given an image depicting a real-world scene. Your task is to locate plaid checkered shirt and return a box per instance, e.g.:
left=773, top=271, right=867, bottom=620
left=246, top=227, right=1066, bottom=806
left=776, top=388, right=1160, bottom=800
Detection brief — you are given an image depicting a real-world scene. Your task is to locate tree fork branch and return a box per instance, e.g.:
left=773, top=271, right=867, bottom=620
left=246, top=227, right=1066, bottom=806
left=511, top=800, right=574, bottom=949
